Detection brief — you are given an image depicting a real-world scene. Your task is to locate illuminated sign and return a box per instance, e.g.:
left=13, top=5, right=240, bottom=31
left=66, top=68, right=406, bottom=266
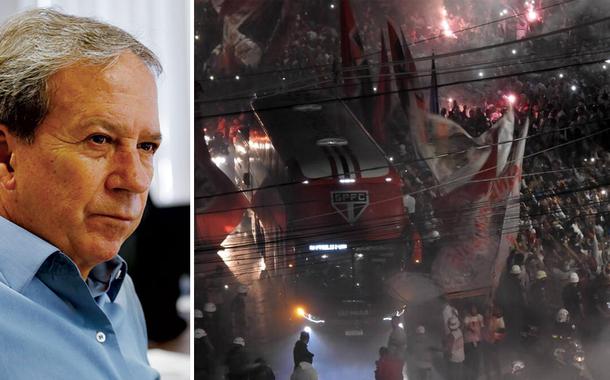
left=309, top=244, right=348, bottom=251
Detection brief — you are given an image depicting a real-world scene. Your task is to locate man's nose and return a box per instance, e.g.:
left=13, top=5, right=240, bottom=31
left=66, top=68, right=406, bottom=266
left=105, top=148, right=151, bottom=193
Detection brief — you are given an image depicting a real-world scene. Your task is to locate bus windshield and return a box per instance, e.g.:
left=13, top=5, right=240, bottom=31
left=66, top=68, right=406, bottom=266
left=253, top=92, right=389, bottom=179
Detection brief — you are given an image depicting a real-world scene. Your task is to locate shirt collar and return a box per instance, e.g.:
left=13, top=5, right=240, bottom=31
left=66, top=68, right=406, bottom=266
left=0, top=216, right=59, bottom=292
left=87, top=256, right=127, bottom=301
left=0, top=216, right=127, bottom=301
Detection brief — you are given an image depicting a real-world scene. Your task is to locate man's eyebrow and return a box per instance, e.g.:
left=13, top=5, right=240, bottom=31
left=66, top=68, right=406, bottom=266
left=83, top=118, right=162, bottom=141
left=145, top=132, right=163, bottom=142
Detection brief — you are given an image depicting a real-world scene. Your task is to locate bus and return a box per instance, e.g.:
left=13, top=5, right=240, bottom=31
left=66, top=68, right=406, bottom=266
left=231, top=90, right=408, bottom=337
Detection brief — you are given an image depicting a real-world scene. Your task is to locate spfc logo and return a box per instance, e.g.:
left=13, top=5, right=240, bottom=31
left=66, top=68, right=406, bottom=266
left=331, top=191, right=369, bottom=224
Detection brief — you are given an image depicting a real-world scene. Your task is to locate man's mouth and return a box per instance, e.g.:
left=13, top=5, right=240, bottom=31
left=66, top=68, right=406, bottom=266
left=91, top=214, right=137, bottom=222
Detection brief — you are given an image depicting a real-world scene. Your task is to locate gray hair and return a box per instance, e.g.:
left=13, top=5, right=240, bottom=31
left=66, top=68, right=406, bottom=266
left=0, top=8, right=162, bottom=142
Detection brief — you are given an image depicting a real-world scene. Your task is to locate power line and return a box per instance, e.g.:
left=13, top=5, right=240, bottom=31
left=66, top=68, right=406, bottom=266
left=194, top=207, right=610, bottom=280
left=197, top=116, right=610, bottom=200
left=295, top=45, right=610, bottom=95
left=197, top=168, right=609, bottom=259
left=403, top=0, right=578, bottom=47
left=194, top=192, right=610, bottom=276
left=195, top=123, right=609, bottom=260
left=197, top=124, right=609, bottom=244
left=196, top=41, right=610, bottom=105
left=197, top=0, right=581, bottom=83
left=195, top=125, right=609, bottom=254
left=196, top=10, right=609, bottom=104
left=195, top=166, right=588, bottom=216
left=197, top=54, right=608, bottom=119
left=405, top=124, right=608, bottom=199
left=197, top=159, right=602, bottom=227
left=197, top=183, right=609, bottom=260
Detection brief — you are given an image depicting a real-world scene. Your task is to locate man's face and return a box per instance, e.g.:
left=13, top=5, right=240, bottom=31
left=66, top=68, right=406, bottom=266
left=2, top=52, right=161, bottom=277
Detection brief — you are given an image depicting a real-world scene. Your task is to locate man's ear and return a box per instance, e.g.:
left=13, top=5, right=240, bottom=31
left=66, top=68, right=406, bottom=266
left=0, top=124, right=9, bottom=166
left=0, top=124, right=15, bottom=190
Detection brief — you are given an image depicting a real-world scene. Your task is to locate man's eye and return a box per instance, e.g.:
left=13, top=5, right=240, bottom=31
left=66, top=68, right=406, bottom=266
left=139, top=142, right=158, bottom=153
left=89, top=135, right=111, bottom=144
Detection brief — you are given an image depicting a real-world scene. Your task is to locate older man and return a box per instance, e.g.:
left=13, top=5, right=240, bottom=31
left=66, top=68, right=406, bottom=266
left=0, top=9, right=162, bottom=379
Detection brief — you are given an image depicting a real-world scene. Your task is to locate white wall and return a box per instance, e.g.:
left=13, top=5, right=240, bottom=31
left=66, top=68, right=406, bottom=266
left=0, top=0, right=21, bottom=23
left=7, top=0, right=190, bottom=207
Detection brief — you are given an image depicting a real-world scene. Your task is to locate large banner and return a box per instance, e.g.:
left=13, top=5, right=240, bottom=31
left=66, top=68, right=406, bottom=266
left=391, top=30, right=528, bottom=295
left=427, top=114, right=527, bottom=295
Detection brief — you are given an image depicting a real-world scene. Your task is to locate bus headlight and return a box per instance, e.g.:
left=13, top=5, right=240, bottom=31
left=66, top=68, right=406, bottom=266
left=296, top=307, right=306, bottom=317
left=295, top=306, right=325, bottom=324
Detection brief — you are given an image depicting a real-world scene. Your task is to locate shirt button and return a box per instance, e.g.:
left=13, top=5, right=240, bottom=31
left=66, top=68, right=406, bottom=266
left=96, top=331, right=106, bottom=343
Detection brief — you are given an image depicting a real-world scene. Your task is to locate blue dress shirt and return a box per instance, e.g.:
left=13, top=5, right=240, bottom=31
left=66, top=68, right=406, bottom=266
left=0, top=216, right=159, bottom=379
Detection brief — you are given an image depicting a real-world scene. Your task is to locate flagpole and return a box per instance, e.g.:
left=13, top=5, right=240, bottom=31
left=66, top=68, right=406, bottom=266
left=430, top=52, right=439, bottom=114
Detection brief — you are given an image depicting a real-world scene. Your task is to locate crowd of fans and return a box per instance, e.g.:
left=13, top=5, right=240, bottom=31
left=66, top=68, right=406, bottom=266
left=382, top=41, right=609, bottom=380
left=195, top=266, right=267, bottom=380
left=376, top=299, right=513, bottom=380
left=196, top=268, right=322, bottom=380
left=273, top=12, right=337, bottom=71
left=198, top=0, right=607, bottom=95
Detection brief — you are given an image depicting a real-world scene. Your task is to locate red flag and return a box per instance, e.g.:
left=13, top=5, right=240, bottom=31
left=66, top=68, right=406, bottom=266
left=412, top=114, right=492, bottom=195
left=340, top=0, right=365, bottom=96
left=371, top=30, right=390, bottom=145
left=387, top=20, right=408, bottom=111
left=195, top=126, right=249, bottom=250
left=426, top=110, right=526, bottom=296
left=399, top=28, right=418, bottom=85
left=387, top=20, right=424, bottom=113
